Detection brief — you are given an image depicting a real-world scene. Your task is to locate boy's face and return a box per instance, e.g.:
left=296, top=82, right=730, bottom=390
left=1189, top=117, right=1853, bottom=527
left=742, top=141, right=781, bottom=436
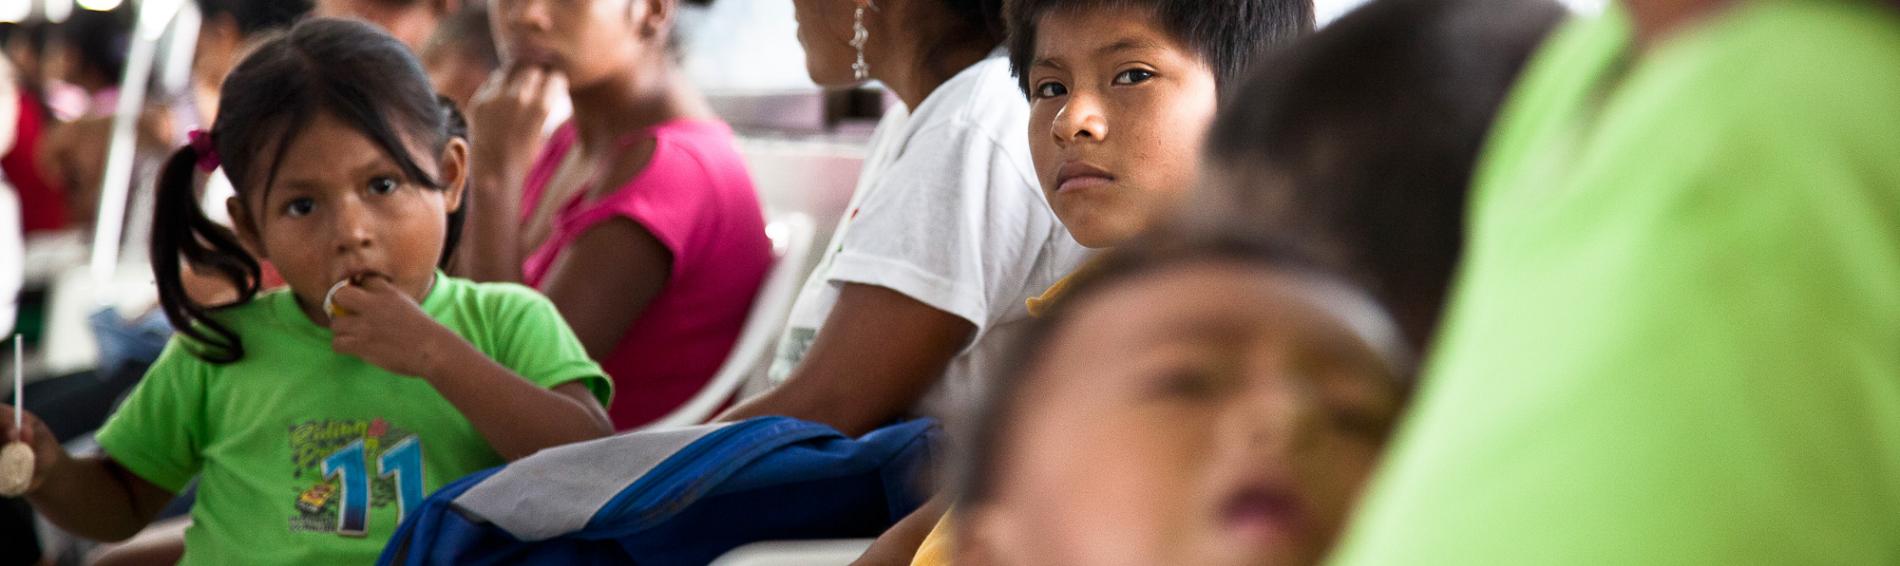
left=968, top=262, right=1408, bottom=566
left=1025, top=7, right=1221, bottom=248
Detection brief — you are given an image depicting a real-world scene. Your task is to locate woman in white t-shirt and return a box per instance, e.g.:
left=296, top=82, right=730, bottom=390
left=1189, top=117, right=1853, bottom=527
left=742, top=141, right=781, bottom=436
left=725, top=0, right=1085, bottom=439
left=718, top=0, right=1087, bottom=559
left=727, top=0, right=1084, bottom=437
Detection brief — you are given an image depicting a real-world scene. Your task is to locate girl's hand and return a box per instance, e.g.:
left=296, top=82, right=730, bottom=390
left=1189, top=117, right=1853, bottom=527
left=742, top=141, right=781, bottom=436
left=469, top=64, right=563, bottom=182
left=328, top=277, right=473, bottom=380
left=0, top=405, right=69, bottom=495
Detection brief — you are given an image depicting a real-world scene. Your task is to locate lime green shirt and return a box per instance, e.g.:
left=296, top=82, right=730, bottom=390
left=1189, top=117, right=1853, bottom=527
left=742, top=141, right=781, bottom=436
left=96, top=276, right=611, bottom=565
left=1333, top=2, right=1900, bottom=564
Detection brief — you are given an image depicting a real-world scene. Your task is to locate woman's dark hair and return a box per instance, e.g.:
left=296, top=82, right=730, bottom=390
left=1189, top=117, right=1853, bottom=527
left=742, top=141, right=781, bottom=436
left=1199, top=0, right=1564, bottom=350
left=942, top=0, right=1006, bottom=44
left=59, top=5, right=134, bottom=86
left=912, top=0, right=1005, bottom=78
left=955, top=228, right=1403, bottom=507
left=150, top=18, right=468, bottom=363
left=1005, top=0, right=1314, bottom=96
left=196, top=0, right=313, bottom=37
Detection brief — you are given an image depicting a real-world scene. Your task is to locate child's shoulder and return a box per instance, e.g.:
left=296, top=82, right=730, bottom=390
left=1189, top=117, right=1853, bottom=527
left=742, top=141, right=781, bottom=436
left=437, top=276, right=552, bottom=310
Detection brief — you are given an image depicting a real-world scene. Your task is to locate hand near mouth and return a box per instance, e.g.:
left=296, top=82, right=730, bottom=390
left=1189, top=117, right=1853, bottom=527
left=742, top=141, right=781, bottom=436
left=327, top=276, right=472, bottom=380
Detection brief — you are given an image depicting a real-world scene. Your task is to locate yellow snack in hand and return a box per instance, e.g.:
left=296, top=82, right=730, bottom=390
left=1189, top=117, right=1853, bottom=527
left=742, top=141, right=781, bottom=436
left=0, top=441, right=33, bottom=496
left=323, top=280, right=352, bottom=319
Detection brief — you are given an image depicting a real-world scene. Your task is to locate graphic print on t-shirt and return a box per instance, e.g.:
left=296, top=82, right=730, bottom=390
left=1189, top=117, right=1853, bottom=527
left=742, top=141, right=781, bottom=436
left=287, top=418, right=425, bottom=537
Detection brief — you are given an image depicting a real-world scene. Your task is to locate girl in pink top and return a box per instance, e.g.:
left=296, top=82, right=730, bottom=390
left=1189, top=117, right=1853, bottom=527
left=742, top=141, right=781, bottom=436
left=465, top=0, right=771, bottom=429
left=521, top=120, right=770, bottom=428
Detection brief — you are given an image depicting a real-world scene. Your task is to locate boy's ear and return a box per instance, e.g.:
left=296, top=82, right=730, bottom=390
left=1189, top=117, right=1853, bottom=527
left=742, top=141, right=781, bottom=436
left=638, top=0, right=674, bottom=40
left=227, top=196, right=266, bottom=258
left=439, top=137, right=470, bottom=214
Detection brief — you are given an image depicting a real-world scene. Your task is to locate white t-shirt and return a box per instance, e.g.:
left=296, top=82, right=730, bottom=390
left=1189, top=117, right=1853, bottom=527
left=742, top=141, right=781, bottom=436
left=769, top=55, right=1089, bottom=421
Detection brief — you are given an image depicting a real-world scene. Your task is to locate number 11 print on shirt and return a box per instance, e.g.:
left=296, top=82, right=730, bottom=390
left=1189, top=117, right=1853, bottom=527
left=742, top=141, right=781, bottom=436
left=288, top=418, right=424, bottom=536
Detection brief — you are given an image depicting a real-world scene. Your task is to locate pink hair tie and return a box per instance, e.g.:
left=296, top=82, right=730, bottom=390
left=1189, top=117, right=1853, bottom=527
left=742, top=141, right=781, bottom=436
left=187, top=129, right=220, bottom=173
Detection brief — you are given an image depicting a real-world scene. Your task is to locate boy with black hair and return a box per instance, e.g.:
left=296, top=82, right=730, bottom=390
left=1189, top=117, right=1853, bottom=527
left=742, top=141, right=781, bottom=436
left=900, top=1, right=1317, bottom=563
left=953, top=0, right=1563, bottom=564
left=1007, top=0, right=1312, bottom=250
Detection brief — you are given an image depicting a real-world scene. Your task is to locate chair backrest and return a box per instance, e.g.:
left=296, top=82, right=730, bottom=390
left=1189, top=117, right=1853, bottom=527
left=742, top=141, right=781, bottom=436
left=641, top=211, right=818, bottom=430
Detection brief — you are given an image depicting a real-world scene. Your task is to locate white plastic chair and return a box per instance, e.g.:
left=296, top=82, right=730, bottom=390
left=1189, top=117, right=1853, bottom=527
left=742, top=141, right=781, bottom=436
left=709, top=539, right=877, bottom=566
left=640, top=211, right=817, bottom=430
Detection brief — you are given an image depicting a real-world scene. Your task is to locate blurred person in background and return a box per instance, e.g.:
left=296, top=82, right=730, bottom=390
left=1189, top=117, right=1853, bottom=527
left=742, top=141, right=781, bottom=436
left=422, top=2, right=501, bottom=111
left=1, top=21, right=52, bottom=103
left=32, top=6, right=133, bottom=231
left=314, top=0, right=464, bottom=52
left=1330, top=0, right=1900, bottom=564
left=0, top=40, right=65, bottom=236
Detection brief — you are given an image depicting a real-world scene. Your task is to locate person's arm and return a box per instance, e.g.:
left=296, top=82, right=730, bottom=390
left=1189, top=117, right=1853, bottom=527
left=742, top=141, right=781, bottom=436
left=459, top=65, right=559, bottom=283
left=3, top=406, right=175, bottom=542
left=717, top=283, right=974, bottom=437
left=536, top=217, right=671, bottom=360
left=328, top=277, right=611, bottom=460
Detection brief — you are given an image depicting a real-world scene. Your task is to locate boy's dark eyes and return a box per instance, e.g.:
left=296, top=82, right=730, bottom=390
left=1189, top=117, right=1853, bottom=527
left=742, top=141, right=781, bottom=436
left=284, top=198, right=316, bottom=217
left=368, top=176, right=400, bottom=195
left=1113, top=69, right=1156, bottom=85
left=1033, top=80, right=1069, bottom=100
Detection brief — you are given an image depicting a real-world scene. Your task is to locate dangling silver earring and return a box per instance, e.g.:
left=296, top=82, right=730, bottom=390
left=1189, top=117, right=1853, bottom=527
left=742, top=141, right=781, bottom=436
left=851, top=1, right=871, bottom=81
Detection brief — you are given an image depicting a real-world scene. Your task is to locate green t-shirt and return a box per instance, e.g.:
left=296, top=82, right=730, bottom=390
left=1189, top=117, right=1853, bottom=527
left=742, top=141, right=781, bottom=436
left=95, top=275, right=611, bottom=565
left=1333, top=2, right=1900, bottom=564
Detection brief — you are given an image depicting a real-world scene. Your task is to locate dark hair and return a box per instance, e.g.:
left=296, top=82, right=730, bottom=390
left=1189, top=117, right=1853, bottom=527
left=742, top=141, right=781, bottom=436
left=942, top=0, right=1006, bottom=44
left=150, top=18, right=468, bottom=363
left=1198, top=0, right=1564, bottom=350
left=1005, top=0, right=1314, bottom=96
left=956, top=229, right=1401, bottom=506
left=59, top=5, right=134, bottom=86
left=196, top=0, right=314, bottom=36
left=423, top=3, right=500, bottom=69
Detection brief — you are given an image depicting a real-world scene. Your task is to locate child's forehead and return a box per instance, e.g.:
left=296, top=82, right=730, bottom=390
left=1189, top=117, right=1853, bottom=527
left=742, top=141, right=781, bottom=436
left=1032, top=4, right=1191, bottom=57
left=250, top=112, right=431, bottom=190
left=1052, top=262, right=1409, bottom=374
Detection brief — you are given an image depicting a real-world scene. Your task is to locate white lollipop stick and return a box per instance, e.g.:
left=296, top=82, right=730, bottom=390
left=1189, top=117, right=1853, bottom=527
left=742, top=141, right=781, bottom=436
left=1, top=335, right=26, bottom=497
left=12, top=335, right=19, bottom=431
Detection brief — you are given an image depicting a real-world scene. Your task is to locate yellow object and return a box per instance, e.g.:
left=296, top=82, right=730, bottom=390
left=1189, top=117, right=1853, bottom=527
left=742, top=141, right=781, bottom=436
left=322, top=280, right=351, bottom=319
left=1025, top=258, right=1101, bottom=318
left=910, top=512, right=955, bottom=566
left=0, top=441, right=34, bottom=496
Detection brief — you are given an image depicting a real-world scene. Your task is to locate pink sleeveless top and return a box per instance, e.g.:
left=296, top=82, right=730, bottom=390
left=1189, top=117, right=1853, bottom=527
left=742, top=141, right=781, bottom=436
left=521, top=119, right=771, bottom=430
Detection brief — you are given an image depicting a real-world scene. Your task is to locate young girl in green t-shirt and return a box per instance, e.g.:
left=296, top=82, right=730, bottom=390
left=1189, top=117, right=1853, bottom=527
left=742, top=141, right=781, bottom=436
left=1, top=18, right=613, bottom=565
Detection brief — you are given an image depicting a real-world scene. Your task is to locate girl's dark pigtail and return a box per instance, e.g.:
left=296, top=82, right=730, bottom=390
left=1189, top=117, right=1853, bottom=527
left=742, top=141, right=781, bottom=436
left=149, top=145, right=262, bottom=363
